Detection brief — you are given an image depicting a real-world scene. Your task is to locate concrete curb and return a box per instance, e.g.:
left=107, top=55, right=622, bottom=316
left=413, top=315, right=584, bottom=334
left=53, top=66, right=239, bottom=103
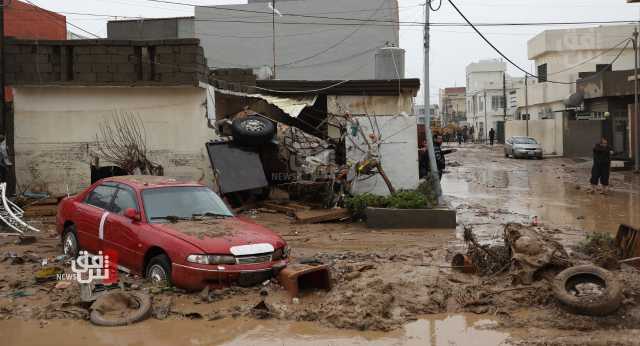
left=364, top=207, right=457, bottom=229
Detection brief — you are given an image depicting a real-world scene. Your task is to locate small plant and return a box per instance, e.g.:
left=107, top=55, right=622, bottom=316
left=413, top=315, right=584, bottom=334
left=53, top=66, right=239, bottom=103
left=578, top=232, right=617, bottom=259
left=386, top=190, right=430, bottom=209
left=345, top=193, right=388, bottom=219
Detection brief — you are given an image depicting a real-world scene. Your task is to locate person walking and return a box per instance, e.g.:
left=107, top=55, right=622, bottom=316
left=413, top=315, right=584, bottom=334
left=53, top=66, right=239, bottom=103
left=588, top=137, right=614, bottom=195
left=489, top=128, right=496, bottom=146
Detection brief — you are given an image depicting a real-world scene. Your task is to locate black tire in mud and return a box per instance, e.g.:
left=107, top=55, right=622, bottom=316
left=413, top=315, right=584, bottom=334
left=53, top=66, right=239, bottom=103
left=552, top=265, right=622, bottom=316
left=62, top=225, right=79, bottom=258
left=146, top=254, right=172, bottom=287
left=90, top=292, right=152, bottom=327
left=231, top=116, right=275, bottom=146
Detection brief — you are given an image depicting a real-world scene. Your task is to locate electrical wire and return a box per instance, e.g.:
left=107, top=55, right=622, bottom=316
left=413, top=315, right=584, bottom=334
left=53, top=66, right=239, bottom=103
left=139, top=0, right=640, bottom=28
left=446, top=0, right=633, bottom=85
left=275, top=0, right=387, bottom=67
left=23, top=0, right=101, bottom=38
left=428, top=0, right=443, bottom=12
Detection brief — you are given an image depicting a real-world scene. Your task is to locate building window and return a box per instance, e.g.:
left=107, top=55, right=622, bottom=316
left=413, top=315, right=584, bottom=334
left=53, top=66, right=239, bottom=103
left=537, top=64, right=547, bottom=83
left=479, top=98, right=484, bottom=112
left=491, top=96, right=505, bottom=110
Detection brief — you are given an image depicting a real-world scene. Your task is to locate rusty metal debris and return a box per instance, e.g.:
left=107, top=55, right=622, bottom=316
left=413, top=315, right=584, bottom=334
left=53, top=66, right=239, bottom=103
left=277, top=263, right=332, bottom=298
left=615, top=224, right=640, bottom=268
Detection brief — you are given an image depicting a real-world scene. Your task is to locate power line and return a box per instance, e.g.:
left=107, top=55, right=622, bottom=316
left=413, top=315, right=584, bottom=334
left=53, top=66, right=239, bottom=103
left=138, top=0, right=640, bottom=28
left=276, top=0, right=387, bottom=67
left=23, top=0, right=101, bottom=38
left=446, top=0, right=632, bottom=85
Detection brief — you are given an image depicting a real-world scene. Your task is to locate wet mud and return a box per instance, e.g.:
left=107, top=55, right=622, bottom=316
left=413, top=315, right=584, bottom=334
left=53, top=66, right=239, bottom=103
left=1, top=144, right=639, bottom=345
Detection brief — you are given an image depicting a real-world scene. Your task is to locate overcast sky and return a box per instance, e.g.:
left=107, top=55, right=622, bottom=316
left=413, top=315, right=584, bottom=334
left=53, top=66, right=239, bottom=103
left=31, top=0, right=640, bottom=104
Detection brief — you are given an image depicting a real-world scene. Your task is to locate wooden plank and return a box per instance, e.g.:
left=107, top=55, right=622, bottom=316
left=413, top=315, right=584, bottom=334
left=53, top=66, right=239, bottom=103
left=294, top=208, right=350, bottom=224
left=261, top=202, right=300, bottom=215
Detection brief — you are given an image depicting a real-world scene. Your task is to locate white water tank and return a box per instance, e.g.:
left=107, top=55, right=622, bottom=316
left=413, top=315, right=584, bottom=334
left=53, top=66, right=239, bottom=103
left=374, top=47, right=405, bottom=79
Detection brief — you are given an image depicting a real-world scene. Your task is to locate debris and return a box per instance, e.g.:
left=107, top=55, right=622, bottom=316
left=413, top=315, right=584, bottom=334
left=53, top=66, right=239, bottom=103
left=54, top=281, right=73, bottom=290
left=277, top=263, right=332, bottom=297
left=552, top=265, right=622, bottom=316
left=35, top=267, right=63, bottom=283
left=261, top=202, right=303, bottom=215
left=152, top=296, right=172, bottom=320
left=504, top=223, right=570, bottom=284
left=90, top=291, right=152, bottom=326
left=294, top=208, right=350, bottom=224
left=451, top=253, right=475, bottom=274
left=184, top=312, right=203, bottom=320
left=14, top=235, right=37, bottom=245
left=615, top=224, right=640, bottom=269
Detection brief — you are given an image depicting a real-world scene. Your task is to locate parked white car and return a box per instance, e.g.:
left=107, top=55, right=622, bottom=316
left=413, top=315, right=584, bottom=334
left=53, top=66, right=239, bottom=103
left=504, top=137, right=543, bottom=159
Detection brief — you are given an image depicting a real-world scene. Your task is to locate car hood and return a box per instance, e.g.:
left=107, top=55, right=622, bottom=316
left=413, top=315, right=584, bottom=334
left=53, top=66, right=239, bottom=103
left=150, top=216, right=286, bottom=254
left=513, top=143, right=542, bottom=149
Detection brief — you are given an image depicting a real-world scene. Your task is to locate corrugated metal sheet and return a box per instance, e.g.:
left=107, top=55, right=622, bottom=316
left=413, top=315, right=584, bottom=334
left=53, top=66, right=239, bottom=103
left=214, top=87, right=316, bottom=118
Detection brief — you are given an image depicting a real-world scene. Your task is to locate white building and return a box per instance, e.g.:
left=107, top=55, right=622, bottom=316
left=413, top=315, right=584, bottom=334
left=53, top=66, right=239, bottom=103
left=516, top=24, right=636, bottom=120
left=465, top=59, right=512, bottom=140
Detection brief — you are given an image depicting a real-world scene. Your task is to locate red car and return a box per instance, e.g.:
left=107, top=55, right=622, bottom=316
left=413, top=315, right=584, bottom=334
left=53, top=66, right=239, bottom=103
left=56, top=176, right=289, bottom=290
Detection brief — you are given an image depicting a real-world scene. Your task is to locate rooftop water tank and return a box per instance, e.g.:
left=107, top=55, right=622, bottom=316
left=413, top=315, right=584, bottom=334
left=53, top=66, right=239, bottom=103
left=375, top=47, right=405, bottom=79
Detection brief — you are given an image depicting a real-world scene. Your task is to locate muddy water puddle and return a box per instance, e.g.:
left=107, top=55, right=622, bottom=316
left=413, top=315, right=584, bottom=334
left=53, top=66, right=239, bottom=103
left=1, top=314, right=510, bottom=346
left=444, top=164, right=640, bottom=234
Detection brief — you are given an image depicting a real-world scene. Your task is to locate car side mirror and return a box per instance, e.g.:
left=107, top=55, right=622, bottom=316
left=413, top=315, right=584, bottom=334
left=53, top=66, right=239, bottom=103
left=124, top=208, right=141, bottom=222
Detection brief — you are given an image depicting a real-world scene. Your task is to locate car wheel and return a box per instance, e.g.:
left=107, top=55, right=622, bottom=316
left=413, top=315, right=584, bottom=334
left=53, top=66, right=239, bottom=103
left=231, top=116, right=275, bottom=146
left=62, top=226, right=79, bottom=258
left=146, top=254, right=172, bottom=287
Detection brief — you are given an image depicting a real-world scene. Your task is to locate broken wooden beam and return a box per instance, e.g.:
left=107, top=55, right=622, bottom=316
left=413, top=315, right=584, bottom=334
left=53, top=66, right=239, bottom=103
left=294, top=208, right=350, bottom=224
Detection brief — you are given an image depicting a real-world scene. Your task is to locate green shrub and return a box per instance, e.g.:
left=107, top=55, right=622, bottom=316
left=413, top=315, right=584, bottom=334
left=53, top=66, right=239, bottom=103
left=386, top=190, right=430, bottom=209
left=345, top=193, right=388, bottom=219
left=345, top=188, right=436, bottom=219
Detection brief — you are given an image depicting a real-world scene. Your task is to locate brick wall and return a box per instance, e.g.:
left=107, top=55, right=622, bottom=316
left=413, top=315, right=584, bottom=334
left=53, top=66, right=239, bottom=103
left=5, top=39, right=208, bottom=86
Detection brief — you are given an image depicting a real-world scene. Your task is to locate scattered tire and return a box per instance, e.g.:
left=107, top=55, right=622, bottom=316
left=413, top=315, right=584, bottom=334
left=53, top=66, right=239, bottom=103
left=231, top=116, right=275, bottom=146
left=90, top=291, right=152, bottom=327
left=552, top=265, right=622, bottom=316
left=62, top=226, right=79, bottom=258
left=146, top=254, right=172, bottom=287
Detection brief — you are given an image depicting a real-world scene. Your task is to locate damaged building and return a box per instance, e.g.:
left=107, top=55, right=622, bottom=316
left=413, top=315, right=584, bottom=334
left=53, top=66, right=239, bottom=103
left=4, top=38, right=420, bottom=199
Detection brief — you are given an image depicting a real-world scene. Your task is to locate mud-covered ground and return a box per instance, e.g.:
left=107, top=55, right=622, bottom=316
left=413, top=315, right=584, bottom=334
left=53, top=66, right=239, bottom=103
left=1, top=144, right=639, bottom=345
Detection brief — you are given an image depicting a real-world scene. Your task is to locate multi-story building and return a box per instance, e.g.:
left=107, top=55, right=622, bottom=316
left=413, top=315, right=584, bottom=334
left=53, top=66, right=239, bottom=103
left=439, top=87, right=466, bottom=125
left=108, top=0, right=400, bottom=80
left=465, top=59, right=511, bottom=140
left=515, top=24, right=635, bottom=120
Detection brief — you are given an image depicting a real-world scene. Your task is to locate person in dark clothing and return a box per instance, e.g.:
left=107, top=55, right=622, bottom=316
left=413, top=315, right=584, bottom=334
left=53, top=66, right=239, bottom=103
left=488, top=128, right=496, bottom=146
left=419, top=135, right=455, bottom=180
left=589, top=137, right=613, bottom=194
left=457, top=131, right=463, bottom=146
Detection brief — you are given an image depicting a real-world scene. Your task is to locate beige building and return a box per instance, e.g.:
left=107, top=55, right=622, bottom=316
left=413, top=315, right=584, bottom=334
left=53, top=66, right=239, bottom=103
left=516, top=24, right=636, bottom=120
left=439, top=87, right=466, bottom=125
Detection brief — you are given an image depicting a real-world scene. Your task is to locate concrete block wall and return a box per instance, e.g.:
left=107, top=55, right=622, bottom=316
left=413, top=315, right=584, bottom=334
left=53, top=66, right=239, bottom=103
left=5, top=39, right=208, bottom=86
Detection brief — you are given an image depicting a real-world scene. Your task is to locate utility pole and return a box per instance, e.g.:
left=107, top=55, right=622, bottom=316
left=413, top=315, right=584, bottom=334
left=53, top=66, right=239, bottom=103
left=0, top=0, right=11, bottom=195
left=632, top=27, right=639, bottom=172
left=502, top=72, right=507, bottom=122
left=423, top=3, right=441, bottom=197
left=525, top=75, right=529, bottom=137
left=484, top=89, right=488, bottom=143
left=272, top=0, right=276, bottom=79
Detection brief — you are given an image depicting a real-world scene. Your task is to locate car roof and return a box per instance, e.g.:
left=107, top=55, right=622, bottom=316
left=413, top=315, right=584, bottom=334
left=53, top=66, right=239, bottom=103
left=102, top=175, right=203, bottom=190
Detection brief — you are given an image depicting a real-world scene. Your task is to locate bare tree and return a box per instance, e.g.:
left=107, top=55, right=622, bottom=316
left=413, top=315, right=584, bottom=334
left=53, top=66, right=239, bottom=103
left=96, top=111, right=163, bottom=176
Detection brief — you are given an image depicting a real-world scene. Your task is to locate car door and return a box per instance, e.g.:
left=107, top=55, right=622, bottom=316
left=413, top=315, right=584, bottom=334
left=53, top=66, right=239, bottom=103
left=74, top=184, right=117, bottom=254
left=103, top=184, right=144, bottom=273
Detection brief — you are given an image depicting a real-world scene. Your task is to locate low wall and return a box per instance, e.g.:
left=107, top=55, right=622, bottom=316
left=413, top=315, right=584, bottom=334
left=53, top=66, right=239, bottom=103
left=505, top=117, right=564, bottom=155
left=13, top=86, right=217, bottom=195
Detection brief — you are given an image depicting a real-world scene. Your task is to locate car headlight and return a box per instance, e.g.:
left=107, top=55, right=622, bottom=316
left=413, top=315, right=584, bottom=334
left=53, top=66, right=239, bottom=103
left=208, top=255, right=236, bottom=264
left=272, top=245, right=290, bottom=260
left=187, top=254, right=209, bottom=264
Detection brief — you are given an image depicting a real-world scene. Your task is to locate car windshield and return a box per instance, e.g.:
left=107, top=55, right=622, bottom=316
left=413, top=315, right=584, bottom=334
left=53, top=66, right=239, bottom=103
left=142, top=186, right=233, bottom=223
left=513, top=137, right=538, bottom=144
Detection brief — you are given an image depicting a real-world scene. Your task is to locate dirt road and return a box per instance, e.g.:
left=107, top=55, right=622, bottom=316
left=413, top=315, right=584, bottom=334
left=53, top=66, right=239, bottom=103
left=1, top=144, right=639, bottom=345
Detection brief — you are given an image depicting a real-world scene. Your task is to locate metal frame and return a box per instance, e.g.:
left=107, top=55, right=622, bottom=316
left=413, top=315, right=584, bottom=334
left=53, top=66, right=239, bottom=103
left=0, top=182, right=41, bottom=235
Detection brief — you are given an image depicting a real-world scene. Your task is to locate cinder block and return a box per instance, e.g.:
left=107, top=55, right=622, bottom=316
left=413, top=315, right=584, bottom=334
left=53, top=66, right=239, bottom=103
left=74, top=46, right=92, bottom=55
left=116, top=64, right=136, bottom=73
left=96, top=72, right=114, bottom=82
left=155, top=46, right=175, bottom=54
left=74, top=63, right=93, bottom=73
left=90, top=46, right=108, bottom=54
left=92, top=64, right=109, bottom=73
left=75, top=72, right=97, bottom=82
left=110, top=54, right=128, bottom=63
